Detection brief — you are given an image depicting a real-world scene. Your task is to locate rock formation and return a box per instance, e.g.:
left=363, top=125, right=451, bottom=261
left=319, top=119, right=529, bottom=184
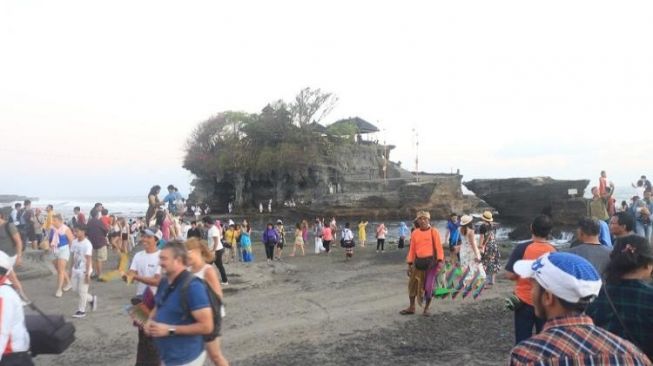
left=463, top=177, right=589, bottom=226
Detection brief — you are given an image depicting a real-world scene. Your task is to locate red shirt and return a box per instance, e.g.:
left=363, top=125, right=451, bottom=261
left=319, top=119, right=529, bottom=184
left=76, top=213, right=86, bottom=226
left=100, top=216, right=111, bottom=230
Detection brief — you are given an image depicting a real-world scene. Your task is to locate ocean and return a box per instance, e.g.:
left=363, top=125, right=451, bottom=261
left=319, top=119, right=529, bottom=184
left=5, top=182, right=639, bottom=246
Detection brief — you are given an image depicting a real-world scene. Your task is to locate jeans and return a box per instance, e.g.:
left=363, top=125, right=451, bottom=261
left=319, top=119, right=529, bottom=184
left=398, top=237, right=405, bottom=249
left=323, top=240, right=331, bottom=253
left=377, top=239, right=385, bottom=251
left=214, top=249, right=228, bottom=283
left=635, top=222, right=652, bottom=244
left=514, top=303, right=545, bottom=344
left=264, top=243, right=275, bottom=260
left=71, top=272, right=93, bottom=312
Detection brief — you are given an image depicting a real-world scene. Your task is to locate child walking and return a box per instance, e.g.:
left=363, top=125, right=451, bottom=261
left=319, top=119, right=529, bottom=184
left=70, top=225, right=97, bottom=318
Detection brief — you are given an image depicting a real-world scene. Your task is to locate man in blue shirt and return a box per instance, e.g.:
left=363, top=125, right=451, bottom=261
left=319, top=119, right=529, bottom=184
left=163, top=185, right=183, bottom=216
left=145, top=241, right=213, bottom=366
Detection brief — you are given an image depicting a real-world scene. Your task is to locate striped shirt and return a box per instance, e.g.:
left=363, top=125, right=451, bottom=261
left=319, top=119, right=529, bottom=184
left=509, top=314, right=651, bottom=366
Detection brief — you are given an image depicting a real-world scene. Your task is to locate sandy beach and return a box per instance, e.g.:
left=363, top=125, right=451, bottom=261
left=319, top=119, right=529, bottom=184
left=27, top=240, right=515, bottom=366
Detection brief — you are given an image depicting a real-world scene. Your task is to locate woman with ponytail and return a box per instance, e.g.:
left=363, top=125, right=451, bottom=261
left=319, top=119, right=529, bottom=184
left=587, top=234, right=653, bottom=360
left=185, top=238, right=229, bottom=366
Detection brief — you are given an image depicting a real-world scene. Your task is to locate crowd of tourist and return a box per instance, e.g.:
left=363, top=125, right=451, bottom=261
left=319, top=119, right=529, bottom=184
left=0, top=171, right=652, bottom=365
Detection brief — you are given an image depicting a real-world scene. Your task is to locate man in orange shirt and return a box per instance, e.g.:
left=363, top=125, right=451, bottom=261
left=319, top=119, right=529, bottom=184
left=400, top=211, right=444, bottom=317
left=504, top=214, right=557, bottom=344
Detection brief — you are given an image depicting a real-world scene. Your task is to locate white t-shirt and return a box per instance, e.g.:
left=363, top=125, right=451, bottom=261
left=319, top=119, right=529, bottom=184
left=208, top=225, right=223, bottom=251
left=71, top=238, right=93, bottom=275
left=130, top=250, right=161, bottom=295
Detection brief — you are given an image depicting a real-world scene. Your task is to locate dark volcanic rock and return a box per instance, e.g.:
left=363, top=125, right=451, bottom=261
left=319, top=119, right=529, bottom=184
left=464, top=177, right=589, bottom=225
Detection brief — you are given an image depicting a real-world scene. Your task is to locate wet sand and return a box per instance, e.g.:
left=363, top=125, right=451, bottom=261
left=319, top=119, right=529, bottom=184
left=26, top=241, right=515, bottom=366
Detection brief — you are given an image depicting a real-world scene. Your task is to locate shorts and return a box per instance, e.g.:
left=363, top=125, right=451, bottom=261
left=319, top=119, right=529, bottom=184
left=276, top=241, right=284, bottom=250
left=93, top=246, right=108, bottom=262
left=49, top=245, right=70, bottom=261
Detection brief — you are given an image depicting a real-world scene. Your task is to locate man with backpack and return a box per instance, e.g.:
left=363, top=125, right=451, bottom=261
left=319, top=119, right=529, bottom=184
left=145, top=241, right=214, bottom=366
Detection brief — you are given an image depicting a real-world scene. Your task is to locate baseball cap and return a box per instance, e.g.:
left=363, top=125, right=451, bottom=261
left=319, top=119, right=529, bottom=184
left=513, top=252, right=602, bottom=303
left=0, top=251, right=16, bottom=272
left=142, top=228, right=161, bottom=240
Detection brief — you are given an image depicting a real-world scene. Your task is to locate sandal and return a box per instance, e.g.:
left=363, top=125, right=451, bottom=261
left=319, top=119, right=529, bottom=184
left=399, top=309, right=415, bottom=315
left=422, top=312, right=431, bottom=317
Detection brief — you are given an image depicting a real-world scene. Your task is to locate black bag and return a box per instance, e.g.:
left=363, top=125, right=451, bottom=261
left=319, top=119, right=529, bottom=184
left=413, top=228, right=439, bottom=271
left=25, top=303, right=76, bottom=356
left=414, top=257, right=434, bottom=271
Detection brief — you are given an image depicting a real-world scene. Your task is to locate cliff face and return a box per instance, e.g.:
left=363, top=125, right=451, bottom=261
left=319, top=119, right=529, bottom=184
left=190, top=142, right=484, bottom=219
left=463, top=177, right=589, bottom=225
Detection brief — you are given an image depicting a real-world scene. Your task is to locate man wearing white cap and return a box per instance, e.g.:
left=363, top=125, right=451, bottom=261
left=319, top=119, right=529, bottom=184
left=509, top=252, right=651, bottom=366
left=0, top=251, right=33, bottom=365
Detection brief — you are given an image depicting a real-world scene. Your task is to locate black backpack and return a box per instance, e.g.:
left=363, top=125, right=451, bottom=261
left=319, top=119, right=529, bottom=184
left=179, top=272, right=223, bottom=342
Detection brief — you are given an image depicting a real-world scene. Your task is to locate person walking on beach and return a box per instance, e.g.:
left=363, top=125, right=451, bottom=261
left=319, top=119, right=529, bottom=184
left=43, top=204, right=54, bottom=233
left=313, top=218, right=324, bottom=254
left=322, top=223, right=333, bottom=254
left=358, top=220, right=368, bottom=247
left=291, top=223, right=305, bottom=257
left=70, top=225, right=98, bottom=318
left=479, top=211, right=500, bottom=289
left=444, top=213, right=460, bottom=265
left=145, top=242, right=214, bottom=366
left=49, top=214, right=73, bottom=298
left=504, top=215, right=557, bottom=344
left=330, top=217, right=337, bottom=242
left=459, top=215, right=486, bottom=291
left=375, top=223, right=387, bottom=253
left=262, top=223, right=279, bottom=262
left=204, top=217, right=228, bottom=285
left=185, top=238, right=229, bottom=366
left=509, top=252, right=651, bottom=366
left=87, top=210, right=108, bottom=280
left=274, top=220, right=285, bottom=260
left=222, top=224, right=236, bottom=264
left=241, top=225, right=253, bottom=262
left=341, top=223, right=355, bottom=260
left=146, top=185, right=162, bottom=227
left=123, top=228, right=161, bottom=366
left=398, top=221, right=410, bottom=250
left=400, top=211, right=444, bottom=317
left=586, top=235, right=653, bottom=360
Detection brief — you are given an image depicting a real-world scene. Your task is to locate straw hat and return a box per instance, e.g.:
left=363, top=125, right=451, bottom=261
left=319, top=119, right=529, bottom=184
left=481, top=211, right=494, bottom=222
left=460, top=215, right=473, bottom=226
left=415, top=210, right=431, bottom=221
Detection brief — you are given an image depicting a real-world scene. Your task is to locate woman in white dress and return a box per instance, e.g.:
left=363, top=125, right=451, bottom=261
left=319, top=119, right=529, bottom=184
left=458, top=215, right=486, bottom=291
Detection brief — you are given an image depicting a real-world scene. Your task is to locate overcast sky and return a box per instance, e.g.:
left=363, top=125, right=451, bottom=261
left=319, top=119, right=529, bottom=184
left=1, top=1, right=651, bottom=198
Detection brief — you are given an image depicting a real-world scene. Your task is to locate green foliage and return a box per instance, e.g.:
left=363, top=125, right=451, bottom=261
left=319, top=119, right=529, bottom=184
left=184, top=98, right=335, bottom=182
